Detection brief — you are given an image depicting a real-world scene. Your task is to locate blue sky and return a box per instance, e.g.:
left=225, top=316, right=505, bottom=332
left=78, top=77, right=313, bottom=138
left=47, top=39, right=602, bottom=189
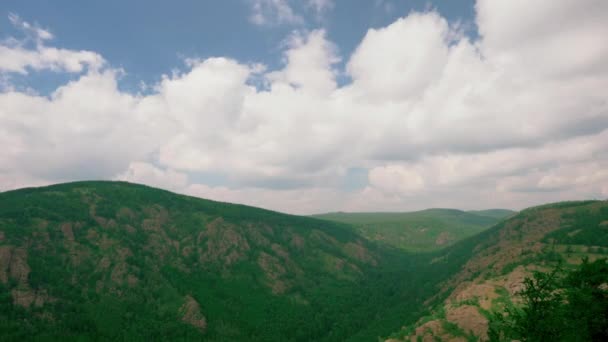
left=0, top=1, right=607, bottom=214
left=1, top=0, right=475, bottom=92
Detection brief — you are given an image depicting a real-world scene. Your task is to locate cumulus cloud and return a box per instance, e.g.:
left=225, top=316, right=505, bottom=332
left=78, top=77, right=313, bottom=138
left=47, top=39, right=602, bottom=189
left=347, top=12, right=451, bottom=101
left=268, top=29, right=339, bottom=94
left=1, top=2, right=608, bottom=214
left=0, top=14, right=104, bottom=74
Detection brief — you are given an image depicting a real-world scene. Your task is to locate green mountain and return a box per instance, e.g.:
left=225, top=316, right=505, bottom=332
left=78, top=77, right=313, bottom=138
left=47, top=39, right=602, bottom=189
left=387, top=200, right=608, bottom=341
left=2, top=181, right=605, bottom=341
left=466, top=209, right=516, bottom=220
left=0, top=181, right=463, bottom=341
left=313, top=208, right=514, bottom=252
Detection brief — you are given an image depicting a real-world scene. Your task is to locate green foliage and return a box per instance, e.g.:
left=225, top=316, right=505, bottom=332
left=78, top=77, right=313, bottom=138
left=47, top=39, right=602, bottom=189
left=466, top=209, right=516, bottom=220
left=1, top=183, right=605, bottom=341
left=441, top=321, right=469, bottom=339
left=313, top=208, right=510, bottom=252
left=543, top=207, right=608, bottom=247
left=489, top=259, right=608, bottom=341
left=0, top=181, right=481, bottom=341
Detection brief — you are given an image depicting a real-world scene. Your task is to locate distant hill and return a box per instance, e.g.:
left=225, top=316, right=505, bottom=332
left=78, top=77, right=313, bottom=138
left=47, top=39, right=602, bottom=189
left=0, top=181, right=464, bottom=341
left=313, top=208, right=514, bottom=252
left=387, top=200, right=608, bottom=341
left=467, top=209, right=517, bottom=220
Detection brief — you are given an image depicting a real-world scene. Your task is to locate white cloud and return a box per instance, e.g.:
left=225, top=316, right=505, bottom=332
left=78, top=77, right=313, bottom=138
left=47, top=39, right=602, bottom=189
left=0, top=70, right=173, bottom=180
left=1, top=1, right=608, bottom=213
left=8, top=13, right=53, bottom=42
left=0, top=14, right=104, bottom=74
left=268, top=29, right=339, bottom=94
left=476, top=0, right=608, bottom=78
left=248, top=0, right=303, bottom=26
left=247, top=0, right=334, bottom=26
left=368, top=165, right=425, bottom=194
left=114, top=162, right=189, bottom=191
left=347, top=12, right=451, bottom=102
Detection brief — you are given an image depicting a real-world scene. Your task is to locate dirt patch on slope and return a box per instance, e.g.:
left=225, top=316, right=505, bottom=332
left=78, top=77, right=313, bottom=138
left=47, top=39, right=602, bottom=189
left=258, top=252, right=289, bottom=294
left=446, top=305, right=488, bottom=340
left=344, top=242, right=377, bottom=266
left=0, top=246, right=13, bottom=283
left=0, top=247, right=47, bottom=308
left=410, top=320, right=466, bottom=342
left=116, top=207, right=136, bottom=221
left=9, top=248, right=30, bottom=285
left=291, top=234, right=305, bottom=250
left=435, top=231, right=452, bottom=246
left=452, top=283, right=499, bottom=310
left=142, top=205, right=169, bottom=232
left=180, top=295, right=207, bottom=332
left=198, top=218, right=250, bottom=266
left=61, top=222, right=75, bottom=241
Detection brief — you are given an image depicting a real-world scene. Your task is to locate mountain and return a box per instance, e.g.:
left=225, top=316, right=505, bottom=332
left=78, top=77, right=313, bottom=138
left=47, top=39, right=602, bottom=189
left=466, top=209, right=516, bottom=220
left=0, top=181, right=462, bottom=341
left=387, top=200, right=608, bottom=341
left=313, top=209, right=514, bottom=252
left=2, top=181, right=605, bottom=341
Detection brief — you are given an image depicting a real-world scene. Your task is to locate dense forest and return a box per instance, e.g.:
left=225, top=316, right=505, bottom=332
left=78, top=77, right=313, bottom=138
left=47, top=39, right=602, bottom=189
left=313, top=209, right=512, bottom=251
left=388, top=200, right=608, bottom=341
left=0, top=181, right=606, bottom=341
left=0, top=181, right=486, bottom=341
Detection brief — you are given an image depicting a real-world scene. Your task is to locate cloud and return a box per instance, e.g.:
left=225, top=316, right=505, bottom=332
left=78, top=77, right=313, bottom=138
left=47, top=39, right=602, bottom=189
left=476, top=0, right=608, bottom=79
left=369, top=165, right=425, bottom=194
left=374, top=0, right=395, bottom=14
left=115, top=162, right=189, bottom=191
left=1, top=1, right=608, bottom=214
left=0, top=14, right=104, bottom=74
left=8, top=13, right=53, bottom=42
left=268, top=29, right=339, bottom=94
left=248, top=0, right=303, bottom=26
left=247, top=0, right=334, bottom=26
left=307, top=0, right=334, bottom=18
left=347, top=11, right=451, bottom=102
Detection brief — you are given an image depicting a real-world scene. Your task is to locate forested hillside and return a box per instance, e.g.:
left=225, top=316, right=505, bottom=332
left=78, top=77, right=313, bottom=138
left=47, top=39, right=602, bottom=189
left=314, top=209, right=513, bottom=252
left=0, top=181, right=469, bottom=341
left=2, top=181, right=605, bottom=341
left=388, top=200, right=608, bottom=341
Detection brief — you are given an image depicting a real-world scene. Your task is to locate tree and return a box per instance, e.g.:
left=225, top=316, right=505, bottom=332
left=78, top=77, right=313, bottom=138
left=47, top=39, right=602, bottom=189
left=489, top=259, right=608, bottom=341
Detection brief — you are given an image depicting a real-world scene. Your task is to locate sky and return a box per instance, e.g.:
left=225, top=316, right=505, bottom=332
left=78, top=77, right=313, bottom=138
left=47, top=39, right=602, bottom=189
left=0, top=0, right=607, bottom=214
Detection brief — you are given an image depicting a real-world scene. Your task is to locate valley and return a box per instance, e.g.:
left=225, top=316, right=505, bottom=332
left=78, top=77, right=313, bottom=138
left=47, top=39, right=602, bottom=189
left=0, top=182, right=606, bottom=341
left=313, top=209, right=514, bottom=252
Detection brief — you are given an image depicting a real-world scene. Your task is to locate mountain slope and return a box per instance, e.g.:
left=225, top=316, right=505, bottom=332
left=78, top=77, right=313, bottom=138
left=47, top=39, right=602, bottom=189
left=313, top=209, right=513, bottom=252
left=466, top=209, right=516, bottom=220
left=0, top=181, right=457, bottom=341
left=388, top=200, right=608, bottom=341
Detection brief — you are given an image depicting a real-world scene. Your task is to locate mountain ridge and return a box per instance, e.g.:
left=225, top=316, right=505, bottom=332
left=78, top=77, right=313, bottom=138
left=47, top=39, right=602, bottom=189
left=1, top=181, right=605, bottom=341
left=313, top=208, right=514, bottom=252
left=0, top=181, right=448, bottom=341
left=388, top=199, right=608, bottom=341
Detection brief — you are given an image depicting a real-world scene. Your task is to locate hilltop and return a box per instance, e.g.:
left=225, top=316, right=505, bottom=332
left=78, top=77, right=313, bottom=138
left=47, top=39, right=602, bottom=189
left=313, top=209, right=514, bottom=252
left=388, top=200, right=608, bottom=341
left=0, top=181, right=462, bottom=341
left=1, top=181, right=605, bottom=341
